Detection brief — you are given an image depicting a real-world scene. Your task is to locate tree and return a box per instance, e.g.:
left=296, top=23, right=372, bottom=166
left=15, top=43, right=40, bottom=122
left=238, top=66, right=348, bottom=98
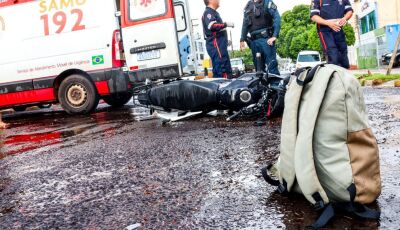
left=230, top=48, right=253, bottom=65
left=343, top=24, right=356, bottom=46
left=277, top=5, right=313, bottom=60
left=277, top=4, right=356, bottom=60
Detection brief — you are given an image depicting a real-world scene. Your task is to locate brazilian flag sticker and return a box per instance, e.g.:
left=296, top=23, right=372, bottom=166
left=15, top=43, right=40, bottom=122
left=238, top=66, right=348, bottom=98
left=92, top=55, right=104, bottom=65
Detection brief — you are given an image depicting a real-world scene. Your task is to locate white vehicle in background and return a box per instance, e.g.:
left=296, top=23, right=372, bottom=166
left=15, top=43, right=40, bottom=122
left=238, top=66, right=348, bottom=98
left=231, top=58, right=245, bottom=72
left=0, top=0, right=196, bottom=114
left=296, top=51, right=322, bottom=69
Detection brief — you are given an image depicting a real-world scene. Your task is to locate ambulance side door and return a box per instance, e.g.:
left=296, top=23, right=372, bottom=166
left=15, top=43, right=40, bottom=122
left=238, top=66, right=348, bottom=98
left=174, top=0, right=196, bottom=75
left=120, top=0, right=182, bottom=82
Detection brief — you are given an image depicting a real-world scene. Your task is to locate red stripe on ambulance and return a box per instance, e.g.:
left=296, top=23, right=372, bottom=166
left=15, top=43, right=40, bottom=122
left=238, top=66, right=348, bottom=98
left=0, top=88, right=55, bottom=107
left=95, top=81, right=110, bottom=95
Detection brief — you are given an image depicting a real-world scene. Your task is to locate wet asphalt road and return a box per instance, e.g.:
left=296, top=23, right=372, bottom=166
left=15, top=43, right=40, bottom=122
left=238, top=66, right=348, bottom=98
left=0, top=88, right=399, bottom=230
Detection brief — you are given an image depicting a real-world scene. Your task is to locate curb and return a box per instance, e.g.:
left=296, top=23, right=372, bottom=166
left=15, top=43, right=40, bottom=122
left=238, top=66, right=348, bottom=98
left=362, top=80, right=400, bottom=88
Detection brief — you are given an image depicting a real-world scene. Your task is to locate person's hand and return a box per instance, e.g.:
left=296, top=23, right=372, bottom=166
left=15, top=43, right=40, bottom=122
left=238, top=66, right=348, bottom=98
left=225, top=22, right=235, bottom=28
left=327, top=20, right=341, bottom=32
left=240, top=41, right=246, bottom=51
left=267, top=37, right=277, bottom=46
left=338, top=17, right=347, bottom=27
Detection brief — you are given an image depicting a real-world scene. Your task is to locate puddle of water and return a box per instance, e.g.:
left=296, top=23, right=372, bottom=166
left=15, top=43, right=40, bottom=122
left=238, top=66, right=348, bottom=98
left=0, top=108, right=137, bottom=158
left=2, top=130, right=82, bottom=157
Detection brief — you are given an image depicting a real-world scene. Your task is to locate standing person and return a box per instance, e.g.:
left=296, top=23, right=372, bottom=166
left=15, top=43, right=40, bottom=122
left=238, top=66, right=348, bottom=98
left=202, top=0, right=234, bottom=79
left=240, top=0, right=281, bottom=75
left=310, top=0, right=353, bottom=69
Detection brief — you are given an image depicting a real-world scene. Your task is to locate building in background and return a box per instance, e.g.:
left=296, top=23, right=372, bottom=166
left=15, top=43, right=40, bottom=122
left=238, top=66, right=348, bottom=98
left=352, top=0, right=400, bottom=69
left=193, top=33, right=208, bottom=73
left=194, top=35, right=206, bottom=63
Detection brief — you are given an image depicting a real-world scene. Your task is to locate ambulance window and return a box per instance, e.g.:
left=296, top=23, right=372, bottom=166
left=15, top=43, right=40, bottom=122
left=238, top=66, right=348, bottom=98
left=174, top=4, right=187, bottom=32
left=128, top=0, right=167, bottom=21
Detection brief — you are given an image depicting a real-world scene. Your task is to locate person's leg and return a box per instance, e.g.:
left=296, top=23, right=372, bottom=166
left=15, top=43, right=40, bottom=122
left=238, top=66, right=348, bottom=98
left=250, top=41, right=259, bottom=70
left=218, top=36, right=233, bottom=78
left=320, top=31, right=340, bottom=65
left=211, top=54, right=222, bottom=78
left=206, top=42, right=222, bottom=78
left=253, top=39, right=266, bottom=72
left=261, top=39, right=280, bottom=75
left=334, top=30, right=350, bottom=69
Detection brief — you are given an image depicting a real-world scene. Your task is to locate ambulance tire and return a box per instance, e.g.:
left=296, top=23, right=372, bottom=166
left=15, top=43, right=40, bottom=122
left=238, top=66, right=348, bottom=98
left=58, top=74, right=99, bottom=115
left=103, top=92, right=132, bottom=108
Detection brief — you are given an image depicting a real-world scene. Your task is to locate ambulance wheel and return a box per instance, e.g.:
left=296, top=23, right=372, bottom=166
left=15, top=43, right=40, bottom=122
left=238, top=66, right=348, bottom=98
left=58, top=74, right=99, bottom=115
left=103, top=92, right=132, bottom=108
left=13, top=106, right=27, bottom=112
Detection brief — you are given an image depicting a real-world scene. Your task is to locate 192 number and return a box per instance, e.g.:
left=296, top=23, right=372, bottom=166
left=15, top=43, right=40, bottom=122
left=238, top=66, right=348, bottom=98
left=40, top=9, right=85, bottom=36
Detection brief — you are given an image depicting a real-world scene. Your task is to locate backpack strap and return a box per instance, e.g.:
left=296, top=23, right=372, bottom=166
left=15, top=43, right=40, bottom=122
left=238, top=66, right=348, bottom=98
left=261, top=164, right=280, bottom=186
left=309, top=184, right=380, bottom=229
left=309, top=203, right=380, bottom=229
left=262, top=67, right=311, bottom=193
left=294, top=64, right=334, bottom=207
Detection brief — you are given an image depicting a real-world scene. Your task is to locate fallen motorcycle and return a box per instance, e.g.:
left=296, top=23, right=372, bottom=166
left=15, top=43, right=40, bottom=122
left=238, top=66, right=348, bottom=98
left=135, top=54, right=290, bottom=122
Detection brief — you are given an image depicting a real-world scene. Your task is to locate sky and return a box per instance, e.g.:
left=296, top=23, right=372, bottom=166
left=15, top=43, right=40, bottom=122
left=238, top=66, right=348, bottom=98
left=188, top=0, right=311, bottom=49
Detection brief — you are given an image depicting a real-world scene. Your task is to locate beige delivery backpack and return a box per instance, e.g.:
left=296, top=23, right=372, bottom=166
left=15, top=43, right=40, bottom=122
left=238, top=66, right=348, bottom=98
left=262, top=64, right=381, bottom=229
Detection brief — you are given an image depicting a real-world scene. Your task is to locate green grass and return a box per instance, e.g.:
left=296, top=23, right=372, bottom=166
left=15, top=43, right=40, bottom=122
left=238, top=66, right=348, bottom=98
left=355, top=74, right=400, bottom=82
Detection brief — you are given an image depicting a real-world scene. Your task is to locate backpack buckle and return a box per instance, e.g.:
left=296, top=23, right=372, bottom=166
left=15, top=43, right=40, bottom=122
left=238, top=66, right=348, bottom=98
left=277, top=184, right=286, bottom=193
left=314, top=200, right=325, bottom=211
left=312, top=192, right=325, bottom=211
left=277, top=179, right=288, bottom=194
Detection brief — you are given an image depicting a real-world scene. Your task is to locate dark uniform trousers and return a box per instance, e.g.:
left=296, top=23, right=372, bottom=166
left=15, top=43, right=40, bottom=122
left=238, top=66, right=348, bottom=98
left=250, top=38, right=280, bottom=75
left=202, top=7, right=232, bottom=79
left=205, top=35, right=231, bottom=79
left=319, top=29, right=350, bottom=69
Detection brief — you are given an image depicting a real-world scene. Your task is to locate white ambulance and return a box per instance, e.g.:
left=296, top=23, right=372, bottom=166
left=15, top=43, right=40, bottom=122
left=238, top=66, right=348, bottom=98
left=0, top=0, right=195, bottom=114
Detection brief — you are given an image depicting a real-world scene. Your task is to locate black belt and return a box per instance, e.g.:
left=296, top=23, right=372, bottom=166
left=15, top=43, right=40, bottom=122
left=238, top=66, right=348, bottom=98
left=250, top=29, right=271, bottom=40
left=251, top=33, right=266, bottom=40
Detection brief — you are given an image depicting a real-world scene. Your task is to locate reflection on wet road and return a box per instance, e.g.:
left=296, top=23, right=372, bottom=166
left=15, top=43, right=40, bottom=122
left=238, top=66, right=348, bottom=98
left=0, top=89, right=399, bottom=229
left=0, top=106, right=136, bottom=158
